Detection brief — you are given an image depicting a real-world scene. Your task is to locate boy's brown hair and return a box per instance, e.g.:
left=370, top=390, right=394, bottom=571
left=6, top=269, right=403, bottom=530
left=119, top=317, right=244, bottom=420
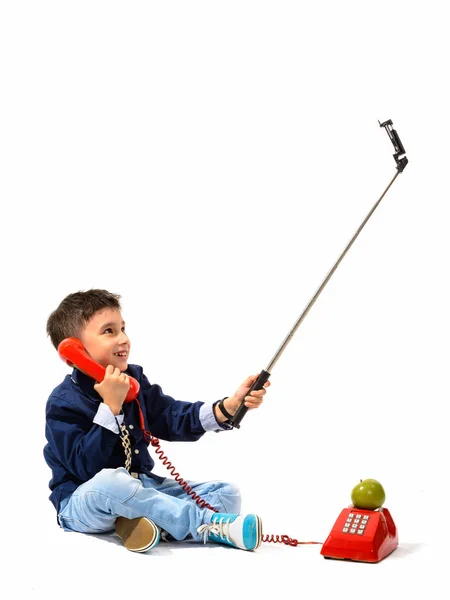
left=46, top=289, right=122, bottom=350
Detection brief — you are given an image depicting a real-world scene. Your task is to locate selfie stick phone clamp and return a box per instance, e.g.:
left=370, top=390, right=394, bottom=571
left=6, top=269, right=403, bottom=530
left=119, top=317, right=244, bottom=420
left=230, top=119, right=408, bottom=429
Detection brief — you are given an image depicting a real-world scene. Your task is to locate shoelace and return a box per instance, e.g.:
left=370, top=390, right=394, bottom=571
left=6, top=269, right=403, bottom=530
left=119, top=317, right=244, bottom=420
left=197, top=517, right=232, bottom=544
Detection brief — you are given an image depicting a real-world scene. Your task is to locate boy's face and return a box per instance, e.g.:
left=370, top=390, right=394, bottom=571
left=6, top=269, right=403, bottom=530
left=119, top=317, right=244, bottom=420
left=79, top=308, right=130, bottom=371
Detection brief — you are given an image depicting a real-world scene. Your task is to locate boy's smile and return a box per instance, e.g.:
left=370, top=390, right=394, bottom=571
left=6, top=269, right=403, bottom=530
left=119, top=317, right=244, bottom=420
left=79, top=308, right=130, bottom=371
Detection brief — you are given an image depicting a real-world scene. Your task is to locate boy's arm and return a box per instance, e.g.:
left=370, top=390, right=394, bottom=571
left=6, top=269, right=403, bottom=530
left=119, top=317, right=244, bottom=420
left=132, top=366, right=268, bottom=441
left=135, top=368, right=217, bottom=441
left=141, top=381, right=206, bottom=441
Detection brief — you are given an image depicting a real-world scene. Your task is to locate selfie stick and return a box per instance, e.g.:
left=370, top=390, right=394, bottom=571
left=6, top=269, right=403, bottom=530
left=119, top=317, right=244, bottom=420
left=230, top=119, right=408, bottom=428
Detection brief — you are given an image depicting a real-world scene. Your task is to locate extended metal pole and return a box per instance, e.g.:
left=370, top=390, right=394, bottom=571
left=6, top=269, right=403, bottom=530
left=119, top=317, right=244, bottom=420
left=229, top=119, right=408, bottom=428
left=265, top=170, right=400, bottom=374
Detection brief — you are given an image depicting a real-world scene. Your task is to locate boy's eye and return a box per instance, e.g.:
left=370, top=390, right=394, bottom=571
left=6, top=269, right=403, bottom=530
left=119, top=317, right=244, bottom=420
left=104, top=328, right=113, bottom=334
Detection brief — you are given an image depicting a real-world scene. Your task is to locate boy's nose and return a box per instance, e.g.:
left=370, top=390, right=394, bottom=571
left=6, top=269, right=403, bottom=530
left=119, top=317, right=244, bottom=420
left=118, top=331, right=129, bottom=344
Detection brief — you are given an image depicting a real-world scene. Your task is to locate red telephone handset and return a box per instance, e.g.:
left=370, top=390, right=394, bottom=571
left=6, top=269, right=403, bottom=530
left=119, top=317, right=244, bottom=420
left=58, top=337, right=140, bottom=402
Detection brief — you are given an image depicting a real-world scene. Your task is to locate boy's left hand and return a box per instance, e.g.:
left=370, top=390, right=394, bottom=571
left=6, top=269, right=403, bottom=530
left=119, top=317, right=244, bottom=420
left=215, top=375, right=271, bottom=424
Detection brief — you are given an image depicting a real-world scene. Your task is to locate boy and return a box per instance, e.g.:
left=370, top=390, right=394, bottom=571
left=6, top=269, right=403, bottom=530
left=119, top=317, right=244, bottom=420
left=44, top=289, right=270, bottom=553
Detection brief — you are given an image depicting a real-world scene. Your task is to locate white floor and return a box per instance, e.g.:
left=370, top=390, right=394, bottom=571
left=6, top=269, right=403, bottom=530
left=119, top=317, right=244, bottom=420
left=14, top=514, right=440, bottom=600
left=6, top=463, right=442, bottom=600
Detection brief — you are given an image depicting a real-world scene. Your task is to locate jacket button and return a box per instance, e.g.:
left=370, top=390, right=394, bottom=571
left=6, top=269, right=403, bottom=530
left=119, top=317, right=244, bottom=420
left=129, top=424, right=134, bottom=429
left=134, top=449, right=139, bottom=454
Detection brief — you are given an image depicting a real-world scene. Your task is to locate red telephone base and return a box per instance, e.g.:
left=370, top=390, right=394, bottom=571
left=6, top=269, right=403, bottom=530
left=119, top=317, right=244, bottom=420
left=320, top=506, right=398, bottom=563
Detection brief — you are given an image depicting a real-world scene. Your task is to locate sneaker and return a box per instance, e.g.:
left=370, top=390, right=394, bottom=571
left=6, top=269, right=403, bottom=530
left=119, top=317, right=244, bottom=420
left=197, top=513, right=262, bottom=551
left=115, top=516, right=160, bottom=552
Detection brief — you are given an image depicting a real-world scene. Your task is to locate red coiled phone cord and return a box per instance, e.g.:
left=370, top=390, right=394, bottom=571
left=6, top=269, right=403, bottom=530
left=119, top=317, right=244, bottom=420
left=137, top=413, right=321, bottom=547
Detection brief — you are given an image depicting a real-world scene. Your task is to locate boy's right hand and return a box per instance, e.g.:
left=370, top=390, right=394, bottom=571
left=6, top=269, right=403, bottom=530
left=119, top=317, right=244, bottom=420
left=94, top=365, right=130, bottom=416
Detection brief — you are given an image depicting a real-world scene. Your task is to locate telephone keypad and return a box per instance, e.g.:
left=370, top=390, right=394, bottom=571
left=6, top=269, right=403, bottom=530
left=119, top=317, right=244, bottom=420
left=341, top=513, right=370, bottom=535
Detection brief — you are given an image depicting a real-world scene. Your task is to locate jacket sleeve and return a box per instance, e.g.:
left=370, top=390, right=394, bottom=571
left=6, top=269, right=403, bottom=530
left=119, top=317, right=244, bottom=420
left=138, top=370, right=206, bottom=442
left=45, top=393, right=119, bottom=482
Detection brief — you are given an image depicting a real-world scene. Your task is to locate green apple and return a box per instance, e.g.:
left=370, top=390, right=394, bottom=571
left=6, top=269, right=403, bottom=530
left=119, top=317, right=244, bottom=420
left=351, top=478, right=386, bottom=510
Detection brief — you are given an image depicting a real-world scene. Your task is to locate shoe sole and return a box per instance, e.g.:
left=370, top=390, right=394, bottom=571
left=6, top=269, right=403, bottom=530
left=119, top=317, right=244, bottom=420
left=115, top=517, right=159, bottom=552
left=253, top=515, right=263, bottom=550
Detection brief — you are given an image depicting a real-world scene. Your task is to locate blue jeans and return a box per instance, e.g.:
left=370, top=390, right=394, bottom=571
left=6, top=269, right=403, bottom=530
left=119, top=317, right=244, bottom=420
left=57, top=468, right=241, bottom=542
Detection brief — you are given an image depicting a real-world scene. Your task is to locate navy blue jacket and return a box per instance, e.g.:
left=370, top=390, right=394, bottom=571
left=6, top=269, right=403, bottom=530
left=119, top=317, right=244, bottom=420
left=44, top=364, right=214, bottom=513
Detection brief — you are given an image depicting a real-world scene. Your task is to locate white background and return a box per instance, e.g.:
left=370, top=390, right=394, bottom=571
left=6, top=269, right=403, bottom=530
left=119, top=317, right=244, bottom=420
left=1, top=1, right=448, bottom=598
